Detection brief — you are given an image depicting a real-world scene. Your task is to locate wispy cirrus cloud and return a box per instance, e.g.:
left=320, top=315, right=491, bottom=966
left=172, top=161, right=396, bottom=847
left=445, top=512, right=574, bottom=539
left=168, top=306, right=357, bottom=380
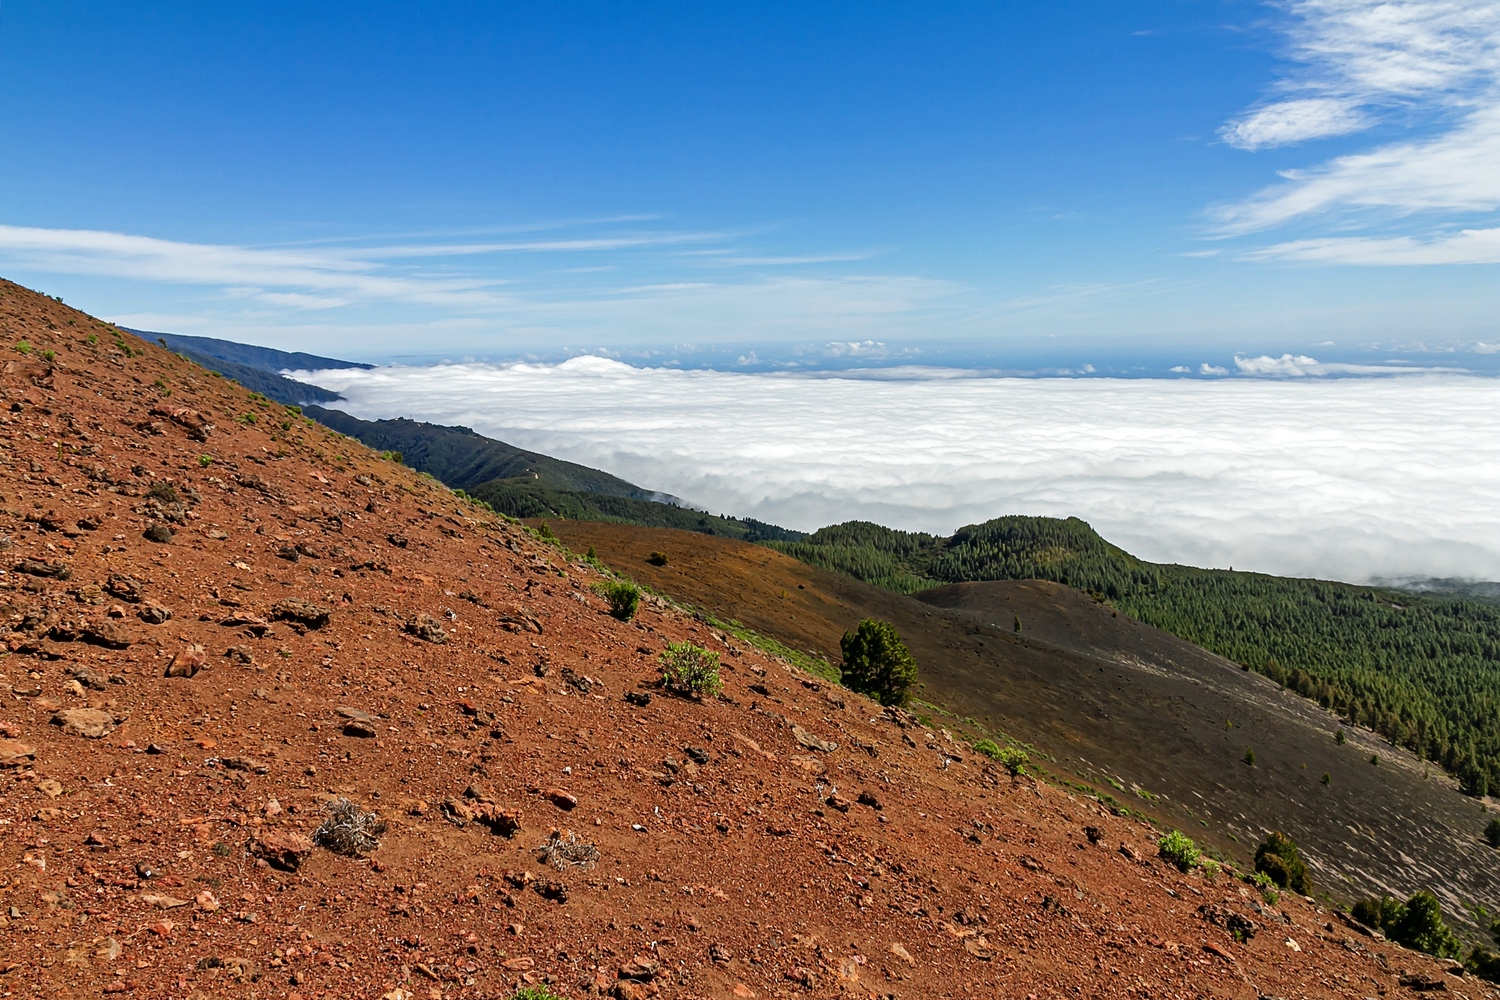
left=0, top=221, right=962, bottom=354
left=0, top=223, right=513, bottom=308
left=1215, top=0, right=1500, bottom=262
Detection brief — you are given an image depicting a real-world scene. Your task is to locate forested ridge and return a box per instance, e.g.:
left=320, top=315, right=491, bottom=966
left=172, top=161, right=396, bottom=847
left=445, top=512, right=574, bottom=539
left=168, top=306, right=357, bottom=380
left=768, top=516, right=1500, bottom=795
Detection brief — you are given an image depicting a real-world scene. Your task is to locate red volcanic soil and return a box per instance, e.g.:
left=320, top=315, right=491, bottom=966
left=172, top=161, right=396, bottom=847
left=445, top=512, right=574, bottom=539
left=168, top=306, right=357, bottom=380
left=0, top=279, right=1479, bottom=999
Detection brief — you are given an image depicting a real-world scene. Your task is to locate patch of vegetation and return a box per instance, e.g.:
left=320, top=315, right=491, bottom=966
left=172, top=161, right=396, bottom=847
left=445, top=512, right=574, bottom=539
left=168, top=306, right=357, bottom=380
left=1247, top=870, right=1280, bottom=904
left=510, top=987, right=563, bottom=1000
left=973, top=739, right=1028, bottom=775
left=648, top=550, right=669, bottom=566
left=40, top=349, right=54, bottom=362
left=13, top=339, right=31, bottom=355
left=1485, top=816, right=1500, bottom=848
left=1243, top=747, right=1256, bottom=766
left=1253, top=831, right=1310, bottom=895
left=595, top=580, right=641, bottom=621
left=659, top=641, right=722, bottom=699
left=840, top=617, right=918, bottom=707
left=701, top=613, right=840, bottom=683
left=768, top=513, right=1500, bottom=793
left=1351, top=891, right=1461, bottom=959
left=1157, top=830, right=1201, bottom=872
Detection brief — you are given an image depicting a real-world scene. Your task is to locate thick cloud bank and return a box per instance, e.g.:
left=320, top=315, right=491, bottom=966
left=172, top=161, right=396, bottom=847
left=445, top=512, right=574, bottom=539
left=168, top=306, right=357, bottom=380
left=305, top=358, right=1500, bottom=584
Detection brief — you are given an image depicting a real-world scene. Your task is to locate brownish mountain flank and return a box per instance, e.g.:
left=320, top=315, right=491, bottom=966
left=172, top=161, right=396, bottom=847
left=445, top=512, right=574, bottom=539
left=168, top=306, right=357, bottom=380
left=0, top=278, right=1479, bottom=999
left=545, top=521, right=1500, bottom=937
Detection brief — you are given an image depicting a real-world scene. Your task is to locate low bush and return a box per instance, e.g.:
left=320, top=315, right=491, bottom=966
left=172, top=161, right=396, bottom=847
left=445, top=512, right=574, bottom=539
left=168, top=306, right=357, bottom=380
left=1485, top=816, right=1500, bottom=848
left=1157, top=830, right=1201, bottom=872
left=1352, top=891, right=1461, bottom=959
left=973, top=739, right=1028, bottom=775
left=660, top=641, right=722, bottom=699
left=648, top=550, right=669, bottom=566
left=1253, top=831, right=1310, bottom=895
left=594, top=580, right=641, bottom=620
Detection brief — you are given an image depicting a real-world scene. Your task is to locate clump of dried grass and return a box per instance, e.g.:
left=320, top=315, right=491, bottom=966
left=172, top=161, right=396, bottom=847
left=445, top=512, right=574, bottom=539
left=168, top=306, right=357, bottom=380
left=536, top=829, right=600, bottom=870
left=312, top=797, right=387, bottom=856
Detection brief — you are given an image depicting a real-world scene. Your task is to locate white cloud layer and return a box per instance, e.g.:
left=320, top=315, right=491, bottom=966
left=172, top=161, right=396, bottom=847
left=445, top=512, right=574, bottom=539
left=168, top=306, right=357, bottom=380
left=1217, top=0, right=1500, bottom=257
left=304, top=359, right=1500, bottom=584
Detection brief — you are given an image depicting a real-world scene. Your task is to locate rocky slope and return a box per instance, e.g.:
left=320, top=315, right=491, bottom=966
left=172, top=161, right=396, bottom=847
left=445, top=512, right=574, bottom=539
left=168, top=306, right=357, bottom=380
left=0, top=278, right=1482, bottom=999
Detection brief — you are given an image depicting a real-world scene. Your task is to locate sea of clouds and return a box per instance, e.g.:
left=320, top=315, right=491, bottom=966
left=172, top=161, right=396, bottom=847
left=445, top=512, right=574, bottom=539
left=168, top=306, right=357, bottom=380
left=302, top=358, right=1500, bottom=584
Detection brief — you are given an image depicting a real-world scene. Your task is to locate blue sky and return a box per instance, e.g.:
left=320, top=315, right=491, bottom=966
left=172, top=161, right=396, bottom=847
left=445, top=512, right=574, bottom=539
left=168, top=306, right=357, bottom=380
left=1, top=1, right=1497, bottom=366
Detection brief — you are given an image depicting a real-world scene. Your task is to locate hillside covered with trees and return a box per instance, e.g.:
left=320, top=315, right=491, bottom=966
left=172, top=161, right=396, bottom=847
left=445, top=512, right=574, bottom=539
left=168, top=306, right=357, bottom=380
left=769, top=516, right=1500, bottom=796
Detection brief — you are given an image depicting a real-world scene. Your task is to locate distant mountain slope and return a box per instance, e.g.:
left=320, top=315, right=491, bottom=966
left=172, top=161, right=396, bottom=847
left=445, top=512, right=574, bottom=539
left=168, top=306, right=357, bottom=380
left=305, top=405, right=657, bottom=498
left=134, top=329, right=373, bottom=372
left=468, top=479, right=804, bottom=542
left=167, top=346, right=344, bottom=406
left=770, top=515, right=1500, bottom=797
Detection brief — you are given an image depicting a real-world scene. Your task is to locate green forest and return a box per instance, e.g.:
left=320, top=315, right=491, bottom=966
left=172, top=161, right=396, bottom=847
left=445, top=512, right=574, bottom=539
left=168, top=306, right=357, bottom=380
left=768, top=516, right=1500, bottom=795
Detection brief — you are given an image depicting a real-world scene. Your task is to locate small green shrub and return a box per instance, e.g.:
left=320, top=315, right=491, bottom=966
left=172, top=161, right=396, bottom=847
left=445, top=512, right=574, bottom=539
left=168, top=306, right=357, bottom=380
left=1485, top=817, right=1500, bottom=848
left=511, top=986, right=563, bottom=1000
left=973, top=739, right=1028, bottom=775
left=380, top=449, right=403, bottom=463
left=1157, top=830, right=1201, bottom=872
left=1248, top=870, right=1279, bottom=904
left=238, top=412, right=258, bottom=425
left=1320, top=772, right=1331, bottom=785
left=647, top=550, right=669, bottom=566
left=198, top=454, right=214, bottom=468
left=1335, top=728, right=1346, bottom=744
left=596, top=581, right=641, bottom=621
left=40, top=349, right=54, bottom=362
left=1254, top=831, right=1310, bottom=894
left=1243, top=747, right=1255, bottom=766
left=538, top=520, right=556, bottom=540
left=14, top=339, right=31, bottom=355
left=86, top=333, right=98, bottom=344
left=660, top=641, right=722, bottom=699
left=1200, top=857, right=1221, bottom=881
left=840, top=618, right=918, bottom=707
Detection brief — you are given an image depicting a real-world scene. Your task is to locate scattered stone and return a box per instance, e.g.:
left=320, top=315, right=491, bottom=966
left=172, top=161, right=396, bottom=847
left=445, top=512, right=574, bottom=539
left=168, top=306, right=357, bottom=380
left=545, top=787, right=578, bottom=810
left=826, top=793, right=852, bottom=812
left=51, top=708, right=117, bottom=739
left=137, top=603, right=172, bottom=625
left=225, top=645, right=254, bottom=665
left=221, top=756, right=269, bottom=775
left=963, top=935, right=995, bottom=960
left=74, top=583, right=105, bottom=605
left=709, top=943, right=733, bottom=964
left=888, top=942, right=915, bottom=965
left=0, top=740, right=36, bottom=767
left=620, top=954, right=661, bottom=980
left=1398, top=973, right=1447, bottom=992
left=624, top=690, right=652, bottom=707
left=386, top=533, right=408, bottom=548
left=142, top=524, right=174, bottom=544
left=70, top=665, right=109, bottom=690
left=856, top=790, right=883, bottom=810
left=271, top=599, right=331, bottom=630
left=35, top=778, right=63, bottom=798
left=165, top=646, right=207, bottom=678
left=443, top=784, right=523, bottom=836
left=342, top=719, right=378, bottom=738
left=684, top=746, right=710, bottom=765
left=248, top=830, right=314, bottom=871
left=1199, top=904, right=1257, bottom=941
left=139, top=893, right=190, bottom=909
left=14, top=558, right=72, bottom=580
left=404, top=613, right=448, bottom=643
left=105, top=574, right=142, bottom=603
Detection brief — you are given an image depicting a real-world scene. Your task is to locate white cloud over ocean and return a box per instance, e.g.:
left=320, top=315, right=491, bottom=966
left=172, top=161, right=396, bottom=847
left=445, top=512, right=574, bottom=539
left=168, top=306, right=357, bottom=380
left=304, top=359, right=1500, bottom=584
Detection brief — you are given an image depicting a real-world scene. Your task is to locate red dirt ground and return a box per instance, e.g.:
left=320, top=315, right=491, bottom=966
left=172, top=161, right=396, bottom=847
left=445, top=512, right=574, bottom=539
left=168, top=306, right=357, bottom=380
left=0, top=278, right=1483, bottom=999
